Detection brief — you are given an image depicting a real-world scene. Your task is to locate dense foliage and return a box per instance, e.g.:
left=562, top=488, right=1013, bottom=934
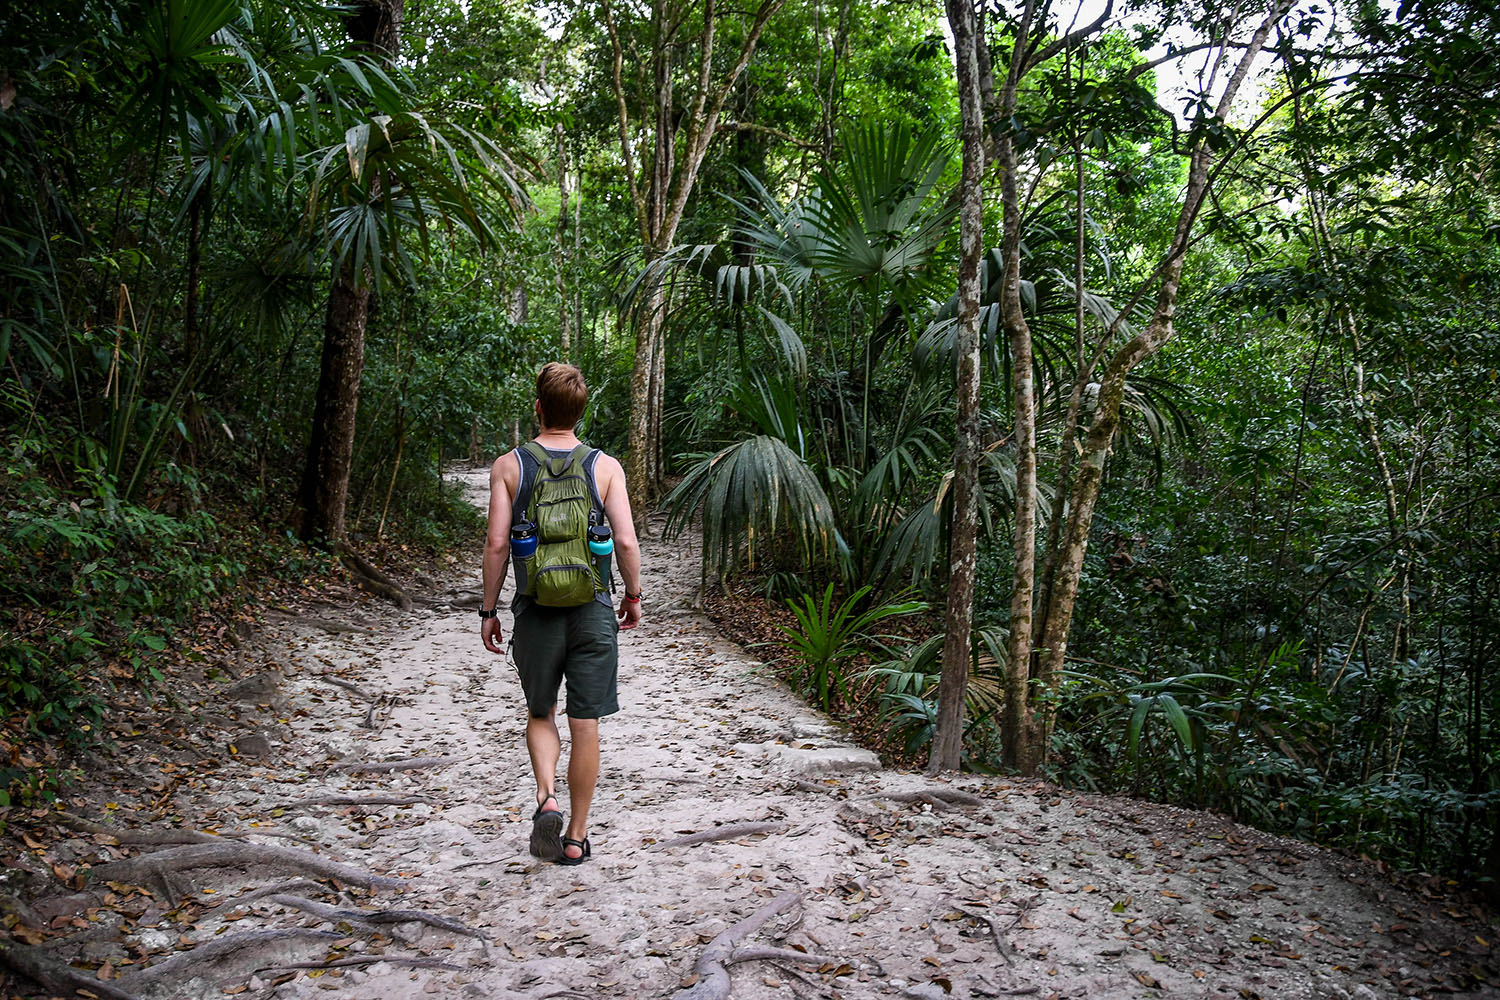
left=2, top=0, right=1496, bottom=888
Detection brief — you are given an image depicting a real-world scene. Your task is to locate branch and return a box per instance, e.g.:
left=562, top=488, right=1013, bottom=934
left=1026, top=0, right=1114, bottom=71
left=662, top=0, right=787, bottom=239
left=658, top=821, right=788, bottom=848
left=716, top=121, right=821, bottom=152
left=601, top=0, right=649, bottom=245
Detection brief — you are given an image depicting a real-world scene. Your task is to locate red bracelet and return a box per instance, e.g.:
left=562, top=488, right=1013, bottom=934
left=624, top=592, right=642, bottom=603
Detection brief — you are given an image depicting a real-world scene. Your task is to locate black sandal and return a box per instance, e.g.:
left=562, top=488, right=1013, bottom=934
left=557, top=836, right=591, bottom=866
left=529, top=795, right=564, bottom=861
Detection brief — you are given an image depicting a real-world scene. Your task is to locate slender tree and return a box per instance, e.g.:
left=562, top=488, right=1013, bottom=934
left=298, top=0, right=403, bottom=543
left=1027, top=0, right=1295, bottom=765
left=599, top=0, right=786, bottom=522
left=929, top=0, right=988, bottom=773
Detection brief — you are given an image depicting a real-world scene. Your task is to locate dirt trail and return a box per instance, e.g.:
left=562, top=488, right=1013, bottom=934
left=9, top=467, right=1496, bottom=1000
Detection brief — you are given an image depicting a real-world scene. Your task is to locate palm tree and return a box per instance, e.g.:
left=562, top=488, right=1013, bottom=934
left=296, top=0, right=527, bottom=543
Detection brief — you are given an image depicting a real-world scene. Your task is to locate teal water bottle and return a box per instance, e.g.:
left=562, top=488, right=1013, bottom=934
left=587, top=522, right=613, bottom=557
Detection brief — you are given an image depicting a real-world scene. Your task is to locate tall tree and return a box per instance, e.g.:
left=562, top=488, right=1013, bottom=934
left=298, top=0, right=404, bottom=543
left=296, top=0, right=524, bottom=543
left=599, top=0, right=786, bottom=521
left=929, top=0, right=988, bottom=773
left=1024, top=0, right=1294, bottom=768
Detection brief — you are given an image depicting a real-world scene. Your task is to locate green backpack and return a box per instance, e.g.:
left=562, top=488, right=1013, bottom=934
left=518, top=442, right=604, bottom=607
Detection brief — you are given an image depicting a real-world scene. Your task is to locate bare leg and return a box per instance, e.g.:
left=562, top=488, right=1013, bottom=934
left=563, top=717, right=599, bottom=858
left=526, top=710, right=563, bottom=813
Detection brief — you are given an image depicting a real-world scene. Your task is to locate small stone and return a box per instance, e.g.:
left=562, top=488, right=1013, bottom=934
left=231, top=733, right=273, bottom=758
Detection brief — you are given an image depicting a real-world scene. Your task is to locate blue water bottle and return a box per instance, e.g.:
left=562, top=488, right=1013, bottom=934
left=511, top=519, right=538, bottom=557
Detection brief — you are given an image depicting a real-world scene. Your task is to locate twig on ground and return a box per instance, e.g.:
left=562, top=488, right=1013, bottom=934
left=658, top=822, right=788, bottom=849
left=361, top=693, right=392, bottom=730
left=326, top=756, right=456, bottom=774
left=452, top=856, right=513, bottom=870
left=88, top=842, right=405, bottom=893
left=251, top=955, right=464, bottom=975
left=729, top=945, right=838, bottom=965
left=317, top=675, right=376, bottom=701
left=947, top=901, right=1014, bottom=966
left=283, top=793, right=437, bottom=810
left=265, top=894, right=489, bottom=941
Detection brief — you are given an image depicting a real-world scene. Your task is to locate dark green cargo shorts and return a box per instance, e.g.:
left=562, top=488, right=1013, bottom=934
left=512, top=599, right=619, bottom=719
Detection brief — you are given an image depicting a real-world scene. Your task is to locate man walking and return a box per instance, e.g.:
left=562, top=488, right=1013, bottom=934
left=479, top=363, right=642, bottom=864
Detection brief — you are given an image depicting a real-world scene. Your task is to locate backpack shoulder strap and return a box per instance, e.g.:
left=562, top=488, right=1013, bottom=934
left=582, top=448, right=604, bottom=515
left=563, top=443, right=592, bottom=476
left=521, top=440, right=550, bottom=469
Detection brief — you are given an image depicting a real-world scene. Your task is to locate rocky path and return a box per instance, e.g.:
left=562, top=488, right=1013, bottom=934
left=7, top=467, right=1496, bottom=1000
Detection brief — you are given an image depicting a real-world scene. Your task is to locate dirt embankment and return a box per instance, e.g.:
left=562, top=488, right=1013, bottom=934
left=2, top=467, right=1495, bottom=1000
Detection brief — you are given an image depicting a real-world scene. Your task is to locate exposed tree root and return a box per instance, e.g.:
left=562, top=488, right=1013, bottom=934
left=862, top=788, right=983, bottom=810
left=284, top=793, right=436, bottom=809
left=659, top=821, right=788, bottom=849
left=57, top=812, right=310, bottom=848
left=88, top=842, right=405, bottom=893
left=335, top=543, right=412, bottom=611
left=265, top=894, right=489, bottom=941
left=129, top=929, right=341, bottom=984
left=326, top=755, right=456, bottom=774
left=788, top=780, right=842, bottom=797
left=0, top=939, right=143, bottom=1000
left=266, top=612, right=375, bottom=635
left=56, top=811, right=220, bottom=845
left=251, top=955, right=464, bottom=975
left=677, top=891, right=838, bottom=1000
left=214, top=879, right=330, bottom=907
left=317, top=675, right=376, bottom=701
left=948, top=902, right=1014, bottom=966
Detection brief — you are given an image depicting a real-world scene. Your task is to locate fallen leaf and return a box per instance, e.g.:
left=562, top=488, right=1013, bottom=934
left=1133, top=971, right=1162, bottom=989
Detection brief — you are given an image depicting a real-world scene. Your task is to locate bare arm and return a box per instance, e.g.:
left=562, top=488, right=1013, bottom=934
left=599, top=455, right=642, bottom=628
left=480, top=455, right=516, bottom=653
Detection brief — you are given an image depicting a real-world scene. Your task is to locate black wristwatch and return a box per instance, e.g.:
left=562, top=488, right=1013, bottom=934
left=478, top=608, right=498, bottom=620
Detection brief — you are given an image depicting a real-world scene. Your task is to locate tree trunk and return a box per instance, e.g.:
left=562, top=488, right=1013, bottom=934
left=297, top=0, right=401, bottom=543
left=625, top=281, right=665, bottom=525
left=299, top=268, right=371, bottom=542
left=929, top=0, right=986, bottom=774
left=995, top=0, right=1041, bottom=774
left=602, top=0, right=786, bottom=525
left=1031, top=5, right=1289, bottom=768
left=555, top=122, right=572, bottom=362
left=184, top=190, right=204, bottom=363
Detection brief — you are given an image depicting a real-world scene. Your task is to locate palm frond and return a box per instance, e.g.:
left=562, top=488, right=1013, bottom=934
left=663, top=435, right=840, bottom=579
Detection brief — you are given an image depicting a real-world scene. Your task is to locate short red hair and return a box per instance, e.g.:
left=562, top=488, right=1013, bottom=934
left=536, top=362, right=587, bottom=429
